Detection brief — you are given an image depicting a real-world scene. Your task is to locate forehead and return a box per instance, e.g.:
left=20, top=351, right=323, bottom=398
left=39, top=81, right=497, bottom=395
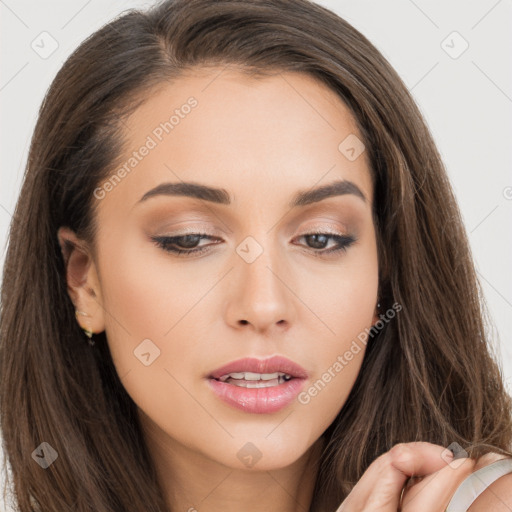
left=96, top=67, right=373, bottom=216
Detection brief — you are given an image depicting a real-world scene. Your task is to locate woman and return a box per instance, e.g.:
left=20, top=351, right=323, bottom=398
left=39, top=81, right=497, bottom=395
left=1, top=0, right=511, bottom=510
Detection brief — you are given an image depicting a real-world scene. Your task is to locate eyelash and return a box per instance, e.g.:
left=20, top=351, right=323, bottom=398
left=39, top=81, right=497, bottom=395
left=151, top=231, right=356, bottom=258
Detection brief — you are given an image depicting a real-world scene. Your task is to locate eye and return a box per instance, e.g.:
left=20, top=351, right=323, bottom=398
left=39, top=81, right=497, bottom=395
left=151, top=233, right=220, bottom=257
left=293, top=232, right=356, bottom=256
left=151, top=231, right=356, bottom=258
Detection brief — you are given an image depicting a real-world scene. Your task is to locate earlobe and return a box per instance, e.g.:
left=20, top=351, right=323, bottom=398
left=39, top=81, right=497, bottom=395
left=57, top=226, right=106, bottom=336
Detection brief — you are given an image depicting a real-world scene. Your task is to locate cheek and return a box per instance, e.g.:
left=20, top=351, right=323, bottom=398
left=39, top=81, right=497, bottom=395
left=96, top=237, right=217, bottom=443
left=97, top=231, right=207, bottom=353
left=300, top=236, right=379, bottom=340
left=296, top=346, right=365, bottom=433
left=293, top=293, right=376, bottom=434
left=294, top=236, right=378, bottom=420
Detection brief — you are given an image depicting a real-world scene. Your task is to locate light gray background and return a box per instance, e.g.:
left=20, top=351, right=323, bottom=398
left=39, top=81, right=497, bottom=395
left=1, top=0, right=511, bottom=508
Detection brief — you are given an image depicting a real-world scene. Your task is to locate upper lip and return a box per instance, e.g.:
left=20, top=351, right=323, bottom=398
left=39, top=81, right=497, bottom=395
left=208, top=355, right=309, bottom=380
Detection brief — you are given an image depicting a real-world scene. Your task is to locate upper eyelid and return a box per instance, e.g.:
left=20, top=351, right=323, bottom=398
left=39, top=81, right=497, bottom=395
left=156, top=222, right=350, bottom=236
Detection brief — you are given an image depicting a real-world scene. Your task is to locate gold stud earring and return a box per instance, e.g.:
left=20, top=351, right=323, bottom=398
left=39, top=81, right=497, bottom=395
left=75, top=310, right=95, bottom=346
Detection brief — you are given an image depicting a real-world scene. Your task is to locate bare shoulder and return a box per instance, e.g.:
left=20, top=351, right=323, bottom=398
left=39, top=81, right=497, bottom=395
left=467, top=470, right=512, bottom=511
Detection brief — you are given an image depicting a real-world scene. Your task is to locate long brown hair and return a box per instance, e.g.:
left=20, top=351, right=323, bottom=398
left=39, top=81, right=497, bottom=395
left=1, top=0, right=511, bottom=510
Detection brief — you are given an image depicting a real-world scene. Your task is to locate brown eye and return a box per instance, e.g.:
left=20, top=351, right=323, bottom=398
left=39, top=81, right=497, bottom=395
left=295, top=232, right=356, bottom=255
left=152, top=233, right=221, bottom=256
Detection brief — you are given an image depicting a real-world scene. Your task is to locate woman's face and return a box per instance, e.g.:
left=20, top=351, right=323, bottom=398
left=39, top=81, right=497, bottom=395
left=63, top=68, right=378, bottom=472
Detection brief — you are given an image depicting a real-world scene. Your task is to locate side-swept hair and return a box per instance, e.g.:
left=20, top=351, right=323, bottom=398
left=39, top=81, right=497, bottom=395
left=1, top=1, right=511, bottom=510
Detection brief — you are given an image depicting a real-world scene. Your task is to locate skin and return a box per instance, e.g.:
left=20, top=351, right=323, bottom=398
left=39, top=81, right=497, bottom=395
left=58, top=68, right=512, bottom=511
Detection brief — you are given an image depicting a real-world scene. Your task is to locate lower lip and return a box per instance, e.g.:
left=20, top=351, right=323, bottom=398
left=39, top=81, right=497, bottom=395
left=207, top=377, right=306, bottom=414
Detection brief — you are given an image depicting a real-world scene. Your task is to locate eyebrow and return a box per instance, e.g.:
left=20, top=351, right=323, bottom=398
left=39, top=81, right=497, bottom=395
left=138, top=179, right=367, bottom=208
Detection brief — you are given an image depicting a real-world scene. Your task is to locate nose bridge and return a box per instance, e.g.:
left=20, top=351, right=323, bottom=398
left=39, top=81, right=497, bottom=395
left=236, top=230, right=284, bottom=298
left=228, top=227, right=294, bottom=330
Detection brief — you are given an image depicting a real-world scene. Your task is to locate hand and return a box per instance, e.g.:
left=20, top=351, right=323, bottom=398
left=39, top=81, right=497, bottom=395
left=335, top=441, right=478, bottom=512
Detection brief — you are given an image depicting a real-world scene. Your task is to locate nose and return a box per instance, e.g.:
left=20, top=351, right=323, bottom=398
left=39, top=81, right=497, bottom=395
left=224, top=238, right=297, bottom=335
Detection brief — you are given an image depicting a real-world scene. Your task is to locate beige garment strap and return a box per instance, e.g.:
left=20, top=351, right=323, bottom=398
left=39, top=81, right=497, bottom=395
left=445, top=457, right=512, bottom=511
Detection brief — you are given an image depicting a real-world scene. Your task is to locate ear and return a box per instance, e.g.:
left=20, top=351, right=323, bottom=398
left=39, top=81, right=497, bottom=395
left=57, top=226, right=105, bottom=336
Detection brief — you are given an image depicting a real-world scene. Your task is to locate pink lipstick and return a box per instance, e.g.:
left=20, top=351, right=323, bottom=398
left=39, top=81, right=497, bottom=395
left=207, top=355, right=308, bottom=414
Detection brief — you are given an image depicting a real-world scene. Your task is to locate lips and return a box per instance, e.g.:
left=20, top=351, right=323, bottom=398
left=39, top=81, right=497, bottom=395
left=208, top=355, right=309, bottom=381
left=206, top=355, right=309, bottom=414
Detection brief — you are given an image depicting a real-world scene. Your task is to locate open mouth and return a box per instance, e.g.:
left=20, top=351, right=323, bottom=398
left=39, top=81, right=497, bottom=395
left=206, top=357, right=307, bottom=414
left=214, top=371, right=294, bottom=388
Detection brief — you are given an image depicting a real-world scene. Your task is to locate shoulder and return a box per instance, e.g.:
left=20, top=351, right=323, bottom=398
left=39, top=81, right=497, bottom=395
left=467, top=457, right=512, bottom=512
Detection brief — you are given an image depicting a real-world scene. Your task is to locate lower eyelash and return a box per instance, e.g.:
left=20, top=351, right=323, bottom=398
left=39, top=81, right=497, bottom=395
left=307, top=234, right=356, bottom=256
left=151, top=233, right=356, bottom=257
left=152, top=234, right=215, bottom=257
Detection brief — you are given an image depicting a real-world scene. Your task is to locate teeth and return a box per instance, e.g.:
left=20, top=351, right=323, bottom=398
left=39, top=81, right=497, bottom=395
left=219, top=371, right=292, bottom=382
left=227, top=375, right=291, bottom=388
left=245, top=371, right=279, bottom=381
left=223, top=372, right=245, bottom=380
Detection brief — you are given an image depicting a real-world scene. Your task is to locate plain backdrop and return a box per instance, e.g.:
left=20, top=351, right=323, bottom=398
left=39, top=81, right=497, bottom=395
left=1, top=0, right=511, bottom=508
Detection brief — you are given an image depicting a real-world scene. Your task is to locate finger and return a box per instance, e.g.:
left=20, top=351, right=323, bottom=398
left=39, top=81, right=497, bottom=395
left=336, top=442, right=454, bottom=511
left=401, top=457, right=476, bottom=511
left=402, top=452, right=505, bottom=511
